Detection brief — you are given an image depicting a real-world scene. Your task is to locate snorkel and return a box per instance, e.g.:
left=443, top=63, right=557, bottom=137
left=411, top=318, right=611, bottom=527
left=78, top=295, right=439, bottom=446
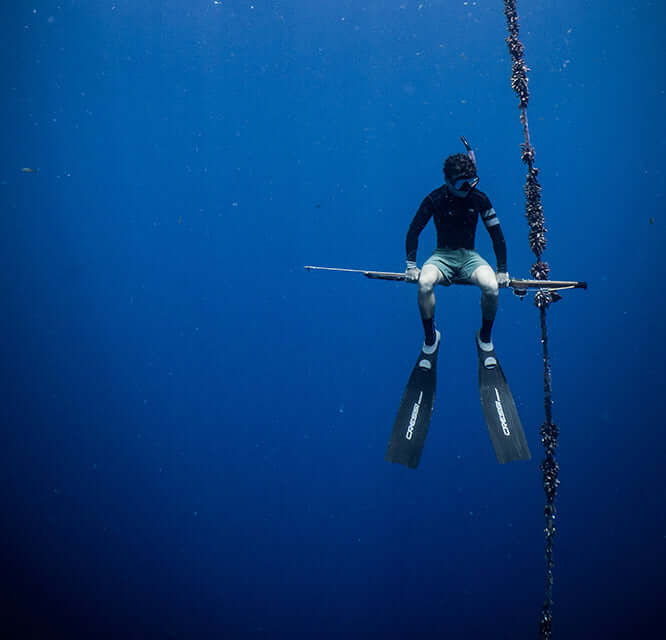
left=460, top=135, right=477, bottom=169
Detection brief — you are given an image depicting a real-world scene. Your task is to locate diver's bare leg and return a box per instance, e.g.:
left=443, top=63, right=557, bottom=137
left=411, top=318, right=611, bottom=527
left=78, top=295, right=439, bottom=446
left=417, top=264, right=445, bottom=347
left=469, top=265, right=499, bottom=344
left=417, top=264, right=444, bottom=319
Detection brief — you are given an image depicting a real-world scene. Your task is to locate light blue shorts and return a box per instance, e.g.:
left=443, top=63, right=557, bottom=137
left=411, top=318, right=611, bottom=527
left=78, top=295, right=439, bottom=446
left=423, top=248, right=491, bottom=285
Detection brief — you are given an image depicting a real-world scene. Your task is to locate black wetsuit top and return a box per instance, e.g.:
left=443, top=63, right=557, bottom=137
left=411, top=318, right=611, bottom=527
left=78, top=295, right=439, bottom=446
left=406, top=185, right=507, bottom=272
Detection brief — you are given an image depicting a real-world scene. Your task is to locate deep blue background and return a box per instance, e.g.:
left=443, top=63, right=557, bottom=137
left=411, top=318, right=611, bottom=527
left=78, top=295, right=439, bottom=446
left=1, top=1, right=664, bottom=638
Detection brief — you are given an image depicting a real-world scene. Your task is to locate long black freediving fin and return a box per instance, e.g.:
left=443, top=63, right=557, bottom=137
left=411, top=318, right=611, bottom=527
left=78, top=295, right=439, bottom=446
left=385, top=334, right=440, bottom=469
left=476, top=333, right=530, bottom=463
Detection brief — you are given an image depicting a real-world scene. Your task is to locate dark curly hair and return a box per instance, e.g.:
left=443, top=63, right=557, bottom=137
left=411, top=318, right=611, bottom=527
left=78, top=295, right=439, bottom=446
left=443, top=153, right=476, bottom=181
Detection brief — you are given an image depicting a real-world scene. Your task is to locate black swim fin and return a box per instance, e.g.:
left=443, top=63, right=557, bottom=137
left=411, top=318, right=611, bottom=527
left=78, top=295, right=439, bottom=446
left=476, top=334, right=531, bottom=463
left=386, top=334, right=439, bottom=469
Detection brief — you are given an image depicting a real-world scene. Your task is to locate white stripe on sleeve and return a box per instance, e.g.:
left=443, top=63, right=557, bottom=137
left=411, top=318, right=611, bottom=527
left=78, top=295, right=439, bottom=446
left=481, top=207, right=500, bottom=227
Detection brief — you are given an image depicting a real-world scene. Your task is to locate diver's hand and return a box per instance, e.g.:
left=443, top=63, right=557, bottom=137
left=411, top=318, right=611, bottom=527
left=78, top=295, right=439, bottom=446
left=496, top=271, right=510, bottom=288
left=405, top=261, right=420, bottom=282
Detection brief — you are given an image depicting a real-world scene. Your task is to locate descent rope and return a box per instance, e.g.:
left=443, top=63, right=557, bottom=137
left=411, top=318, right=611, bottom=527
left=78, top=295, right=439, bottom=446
left=502, top=1, right=559, bottom=637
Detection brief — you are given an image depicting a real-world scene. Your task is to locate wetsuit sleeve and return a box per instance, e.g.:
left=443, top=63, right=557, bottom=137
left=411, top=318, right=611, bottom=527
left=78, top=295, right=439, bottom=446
left=406, top=197, right=434, bottom=263
left=480, top=205, right=507, bottom=272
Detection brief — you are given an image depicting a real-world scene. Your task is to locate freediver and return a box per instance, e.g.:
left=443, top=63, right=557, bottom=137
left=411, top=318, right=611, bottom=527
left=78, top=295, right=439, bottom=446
left=403, top=151, right=510, bottom=366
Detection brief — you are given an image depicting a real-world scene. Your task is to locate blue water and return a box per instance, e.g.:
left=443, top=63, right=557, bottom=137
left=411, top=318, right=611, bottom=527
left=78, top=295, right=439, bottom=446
left=2, top=1, right=664, bottom=637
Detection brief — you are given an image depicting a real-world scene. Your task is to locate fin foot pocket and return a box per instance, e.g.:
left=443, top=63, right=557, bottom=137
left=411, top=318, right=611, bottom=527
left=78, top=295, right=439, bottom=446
left=422, top=329, right=441, bottom=355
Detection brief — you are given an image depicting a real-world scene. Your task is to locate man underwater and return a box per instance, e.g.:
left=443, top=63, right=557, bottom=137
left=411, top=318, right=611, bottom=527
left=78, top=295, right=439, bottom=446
left=404, top=151, right=510, bottom=366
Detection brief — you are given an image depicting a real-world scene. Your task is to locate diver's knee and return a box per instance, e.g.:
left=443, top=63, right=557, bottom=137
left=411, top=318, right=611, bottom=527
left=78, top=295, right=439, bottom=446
left=419, top=265, right=441, bottom=292
left=418, top=281, right=435, bottom=297
left=418, top=273, right=437, bottom=294
left=482, top=280, right=499, bottom=297
left=473, top=266, right=498, bottom=295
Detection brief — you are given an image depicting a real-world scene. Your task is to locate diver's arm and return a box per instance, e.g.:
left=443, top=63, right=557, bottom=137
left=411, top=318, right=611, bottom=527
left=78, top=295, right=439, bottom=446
left=481, top=207, right=507, bottom=273
left=406, top=197, right=434, bottom=266
left=488, top=225, right=507, bottom=274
